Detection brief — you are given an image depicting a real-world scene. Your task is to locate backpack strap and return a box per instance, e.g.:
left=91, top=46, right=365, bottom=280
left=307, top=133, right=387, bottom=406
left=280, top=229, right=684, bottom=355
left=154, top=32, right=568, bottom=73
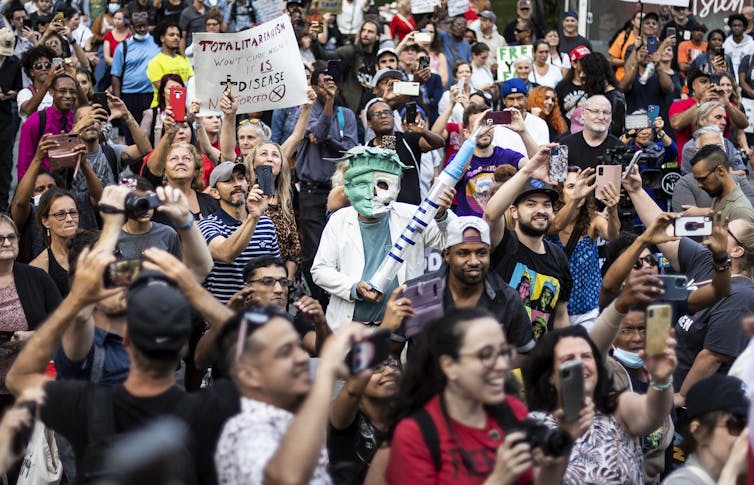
left=412, top=408, right=442, bottom=471
left=101, top=142, right=120, bottom=178
left=80, top=385, right=116, bottom=481
left=90, top=337, right=106, bottom=384
left=121, top=39, right=128, bottom=76
left=485, top=400, right=518, bottom=430
left=37, top=108, right=47, bottom=142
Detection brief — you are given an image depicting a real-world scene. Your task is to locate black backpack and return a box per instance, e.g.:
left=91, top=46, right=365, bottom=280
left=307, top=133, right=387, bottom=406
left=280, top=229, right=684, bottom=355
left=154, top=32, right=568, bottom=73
left=411, top=401, right=518, bottom=471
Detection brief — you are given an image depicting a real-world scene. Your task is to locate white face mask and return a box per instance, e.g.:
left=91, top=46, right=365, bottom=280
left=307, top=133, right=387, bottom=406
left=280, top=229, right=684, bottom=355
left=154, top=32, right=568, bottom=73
left=371, top=172, right=400, bottom=215
left=132, top=32, right=148, bottom=40
left=613, top=347, right=644, bottom=369
left=108, top=3, right=119, bottom=13
left=32, top=194, right=41, bottom=206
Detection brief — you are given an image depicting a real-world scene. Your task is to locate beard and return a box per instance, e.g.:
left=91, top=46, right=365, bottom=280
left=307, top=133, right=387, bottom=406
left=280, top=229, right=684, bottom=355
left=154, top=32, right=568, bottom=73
left=518, top=217, right=551, bottom=237
left=702, top=185, right=723, bottom=198
left=224, top=189, right=247, bottom=207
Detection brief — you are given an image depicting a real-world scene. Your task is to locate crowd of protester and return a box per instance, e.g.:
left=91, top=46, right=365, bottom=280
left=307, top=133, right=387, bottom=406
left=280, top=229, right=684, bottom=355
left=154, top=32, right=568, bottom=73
left=0, top=0, right=753, bottom=483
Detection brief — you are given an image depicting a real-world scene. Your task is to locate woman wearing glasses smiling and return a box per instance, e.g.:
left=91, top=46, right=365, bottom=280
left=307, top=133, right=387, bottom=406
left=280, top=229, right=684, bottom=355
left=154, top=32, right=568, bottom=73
left=382, top=308, right=569, bottom=484
left=29, top=187, right=80, bottom=296
left=0, top=214, right=61, bottom=408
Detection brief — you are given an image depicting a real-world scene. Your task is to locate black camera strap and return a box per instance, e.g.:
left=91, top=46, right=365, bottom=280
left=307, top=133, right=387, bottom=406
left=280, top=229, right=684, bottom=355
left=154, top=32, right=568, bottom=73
left=412, top=401, right=517, bottom=471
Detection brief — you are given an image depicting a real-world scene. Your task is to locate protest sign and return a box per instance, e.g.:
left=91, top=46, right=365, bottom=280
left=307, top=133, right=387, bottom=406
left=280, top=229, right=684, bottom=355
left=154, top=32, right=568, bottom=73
left=193, top=16, right=309, bottom=115
left=497, top=45, right=533, bottom=81
left=253, top=0, right=285, bottom=24
left=317, top=0, right=342, bottom=14
left=447, top=0, right=468, bottom=17
left=742, top=98, right=754, bottom=134
left=411, top=0, right=439, bottom=14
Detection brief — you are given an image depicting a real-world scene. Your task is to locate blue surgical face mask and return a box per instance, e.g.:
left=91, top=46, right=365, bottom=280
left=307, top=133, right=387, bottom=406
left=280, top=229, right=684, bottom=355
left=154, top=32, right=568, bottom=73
left=613, top=347, right=644, bottom=369
left=108, top=3, right=119, bottom=13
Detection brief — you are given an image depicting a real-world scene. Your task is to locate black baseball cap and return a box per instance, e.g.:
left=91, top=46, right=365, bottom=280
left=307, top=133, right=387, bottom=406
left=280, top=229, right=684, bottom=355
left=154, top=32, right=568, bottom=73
left=126, top=271, right=192, bottom=358
left=686, top=374, right=749, bottom=420
left=513, top=179, right=559, bottom=205
left=686, top=67, right=711, bottom=90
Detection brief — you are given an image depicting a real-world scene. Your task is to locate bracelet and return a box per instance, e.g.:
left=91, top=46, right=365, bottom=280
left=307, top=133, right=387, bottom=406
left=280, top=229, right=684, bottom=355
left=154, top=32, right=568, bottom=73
left=177, top=213, right=195, bottom=231
left=713, top=257, right=732, bottom=272
left=70, top=37, right=76, bottom=45
left=650, top=375, right=673, bottom=392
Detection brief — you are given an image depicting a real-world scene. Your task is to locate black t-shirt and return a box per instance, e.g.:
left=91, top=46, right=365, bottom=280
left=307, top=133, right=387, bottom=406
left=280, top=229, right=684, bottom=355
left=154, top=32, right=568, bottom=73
left=490, top=228, right=573, bottom=339
left=559, top=35, right=593, bottom=56
left=560, top=132, right=624, bottom=169
left=367, top=131, right=422, bottom=205
left=673, top=238, right=754, bottom=387
left=0, top=55, right=22, bottom=125
left=442, top=269, right=536, bottom=353
left=327, top=410, right=386, bottom=484
left=41, top=379, right=240, bottom=485
left=554, top=78, right=587, bottom=126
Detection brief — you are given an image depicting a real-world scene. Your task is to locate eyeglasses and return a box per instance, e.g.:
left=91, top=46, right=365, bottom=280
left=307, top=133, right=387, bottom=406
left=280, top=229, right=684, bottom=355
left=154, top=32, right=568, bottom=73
left=49, top=209, right=79, bottom=221
left=245, top=276, right=293, bottom=287
left=694, top=166, right=718, bottom=183
left=0, top=234, right=18, bottom=244
left=728, top=228, right=744, bottom=249
left=53, top=88, right=77, bottom=96
left=373, top=356, right=401, bottom=373
left=584, top=107, right=612, bottom=118
left=633, top=254, right=659, bottom=269
left=718, top=415, right=747, bottom=436
left=370, top=110, right=393, bottom=120
left=459, top=344, right=516, bottom=369
left=514, top=28, right=530, bottom=33
left=33, top=62, right=52, bottom=70
left=619, top=327, right=647, bottom=336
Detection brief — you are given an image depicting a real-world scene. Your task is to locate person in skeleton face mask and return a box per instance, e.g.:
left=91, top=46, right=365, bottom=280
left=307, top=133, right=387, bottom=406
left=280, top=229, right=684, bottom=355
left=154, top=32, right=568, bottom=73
left=312, top=146, right=457, bottom=331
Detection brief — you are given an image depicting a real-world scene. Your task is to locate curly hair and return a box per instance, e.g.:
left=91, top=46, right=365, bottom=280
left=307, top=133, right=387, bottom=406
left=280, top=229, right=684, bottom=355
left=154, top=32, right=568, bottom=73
left=580, top=52, right=619, bottom=95
left=527, top=86, right=568, bottom=135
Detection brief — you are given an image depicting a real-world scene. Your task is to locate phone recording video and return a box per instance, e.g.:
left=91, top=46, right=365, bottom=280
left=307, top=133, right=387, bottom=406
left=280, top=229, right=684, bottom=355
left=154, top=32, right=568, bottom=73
left=345, top=329, right=392, bottom=374
left=104, top=259, right=142, bottom=288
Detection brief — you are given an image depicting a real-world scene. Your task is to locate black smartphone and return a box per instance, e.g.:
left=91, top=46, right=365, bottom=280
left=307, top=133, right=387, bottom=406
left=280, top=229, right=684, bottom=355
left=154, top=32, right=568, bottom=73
left=647, top=36, right=658, bottom=54
left=418, top=56, right=430, bottom=70
left=104, top=259, right=142, bottom=288
left=92, top=92, right=110, bottom=117
left=255, top=165, right=275, bottom=196
left=667, top=27, right=676, bottom=38
left=326, top=59, right=342, bottom=85
left=405, top=101, right=417, bottom=125
left=345, top=329, right=392, bottom=374
left=559, top=360, right=584, bottom=422
left=11, top=402, right=36, bottom=456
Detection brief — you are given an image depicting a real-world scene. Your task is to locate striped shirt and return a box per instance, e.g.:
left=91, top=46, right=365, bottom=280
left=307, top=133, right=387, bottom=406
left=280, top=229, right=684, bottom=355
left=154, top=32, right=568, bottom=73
left=199, top=209, right=281, bottom=303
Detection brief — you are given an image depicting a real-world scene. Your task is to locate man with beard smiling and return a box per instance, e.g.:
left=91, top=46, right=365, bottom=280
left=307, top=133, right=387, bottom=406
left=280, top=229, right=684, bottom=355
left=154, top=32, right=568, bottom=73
left=199, top=161, right=280, bottom=303
left=689, top=145, right=754, bottom=223
left=483, top=144, right=573, bottom=336
left=558, top=94, right=623, bottom=170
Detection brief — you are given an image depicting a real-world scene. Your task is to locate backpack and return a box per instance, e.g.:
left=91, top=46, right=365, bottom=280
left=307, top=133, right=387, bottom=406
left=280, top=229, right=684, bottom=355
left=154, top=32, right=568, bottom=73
left=79, top=386, right=197, bottom=484
left=411, top=401, right=518, bottom=471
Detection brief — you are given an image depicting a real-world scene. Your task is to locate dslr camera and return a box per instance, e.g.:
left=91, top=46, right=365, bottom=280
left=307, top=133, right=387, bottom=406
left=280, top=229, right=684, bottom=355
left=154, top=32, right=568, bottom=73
left=512, top=418, right=572, bottom=457
left=124, top=192, right=160, bottom=219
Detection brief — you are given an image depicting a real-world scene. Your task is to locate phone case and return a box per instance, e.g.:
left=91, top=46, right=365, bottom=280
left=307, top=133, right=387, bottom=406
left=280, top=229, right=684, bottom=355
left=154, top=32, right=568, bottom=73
left=403, top=277, right=445, bottom=338
left=48, top=134, right=81, bottom=171
left=560, top=360, right=584, bottom=422
left=596, top=165, right=621, bottom=194
left=255, top=165, right=275, bottom=195
left=93, top=92, right=110, bottom=115
left=393, top=82, right=420, bottom=96
left=169, top=87, right=187, bottom=122
left=646, top=304, right=671, bottom=355
left=674, top=216, right=712, bottom=237
left=657, top=275, right=688, bottom=301
left=549, top=145, right=568, bottom=183
left=326, top=60, right=341, bottom=83
left=346, top=329, right=391, bottom=374
left=648, top=105, right=660, bottom=123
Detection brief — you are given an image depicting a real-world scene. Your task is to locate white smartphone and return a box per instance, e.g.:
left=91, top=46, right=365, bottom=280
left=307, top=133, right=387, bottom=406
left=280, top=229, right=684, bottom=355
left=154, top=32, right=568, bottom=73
left=393, top=81, right=420, bottom=96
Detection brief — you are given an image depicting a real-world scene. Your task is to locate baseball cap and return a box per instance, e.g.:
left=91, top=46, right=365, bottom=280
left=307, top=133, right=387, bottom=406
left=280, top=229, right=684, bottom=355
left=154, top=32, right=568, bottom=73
left=0, top=28, right=14, bottom=57
left=686, top=67, right=711, bottom=90
left=563, top=11, right=578, bottom=20
left=371, top=68, right=403, bottom=87
left=642, top=12, right=659, bottom=23
left=209, top=161, right=246, bottom=188
left=445, top=216, right=492, bottom=248
left=517, top=0, right=532, bottom=8
left=686, top=375, right=749, bottom=420
left=377, top=46, right=398, bottom=59
left=513, top=178, right=559, bottom=205
left=126, top=271, right=192, bottom=358
left=478, top=11, right=496, bottom=22
left=691, top=22, right=708, bottom=32
left=501, top=78, right=528, bottom=98
left=569, top=45, right=591, bottom=63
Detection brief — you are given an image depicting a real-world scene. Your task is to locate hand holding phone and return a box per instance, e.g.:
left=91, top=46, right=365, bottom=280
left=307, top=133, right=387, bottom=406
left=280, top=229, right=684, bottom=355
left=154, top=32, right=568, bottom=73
left=345, top=329, right=392, bottom=374
left=93, top=92, right=110, bottom=117
left=255, top=165, right=275, bottom=196
left=549, top=145, right=569, bottom=183
left=674, top=216, right=712, bottom=237
left=169, top=86, right=187, bottom=123
left=645, top=304, right=671, bottom=355
left=104, top=259, right=142, bottom=288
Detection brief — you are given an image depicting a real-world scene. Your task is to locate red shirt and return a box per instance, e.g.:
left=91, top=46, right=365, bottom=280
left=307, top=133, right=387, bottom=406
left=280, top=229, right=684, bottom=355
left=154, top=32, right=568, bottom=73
left=390, top=14, right=416, bottom=42
left=385, top=395, right=533, bottom=485
left=669, top=97, right=732, bottom=162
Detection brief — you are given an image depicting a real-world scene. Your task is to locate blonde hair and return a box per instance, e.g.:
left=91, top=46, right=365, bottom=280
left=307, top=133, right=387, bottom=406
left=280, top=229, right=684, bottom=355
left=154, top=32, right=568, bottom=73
left=695, top=101, right=725, bottom=126
left=244, top=142, right=293, bottom=222
left=0, top=214, right=18, bottom=235
left=166, top=142, right=205, bottom=191
left=734, top=220, right=754, bottom=278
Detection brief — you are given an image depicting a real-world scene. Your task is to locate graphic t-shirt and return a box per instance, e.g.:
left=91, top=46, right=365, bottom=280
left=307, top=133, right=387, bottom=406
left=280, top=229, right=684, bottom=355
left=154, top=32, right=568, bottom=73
left=491, top=228, right=572, bottom=338
left=452, top=147, right=523, bottom=217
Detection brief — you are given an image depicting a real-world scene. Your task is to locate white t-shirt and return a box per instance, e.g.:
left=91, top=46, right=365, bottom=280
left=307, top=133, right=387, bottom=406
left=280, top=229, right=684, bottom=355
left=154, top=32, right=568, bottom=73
left=337, top=0, right=368, bottom=35
left=16, top=87, right=53, bottom=122
left=471, top=65, right=495, bottom=91
left=723, top=35, right=754, bottom=75
left=492, top=113, right=550, bottom=157
left=529, top=63, right=563, bottom=89
left=437, top=91, right=465, bottom=124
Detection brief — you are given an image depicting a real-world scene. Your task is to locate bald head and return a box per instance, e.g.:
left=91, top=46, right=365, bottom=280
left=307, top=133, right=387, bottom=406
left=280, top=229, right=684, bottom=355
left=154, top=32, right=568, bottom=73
left=583, top=95, right=612, bottom=136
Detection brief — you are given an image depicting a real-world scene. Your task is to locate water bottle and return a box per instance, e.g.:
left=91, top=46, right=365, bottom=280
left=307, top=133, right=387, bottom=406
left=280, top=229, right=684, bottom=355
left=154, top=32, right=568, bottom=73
left=639, top=62, right=655, bottom=85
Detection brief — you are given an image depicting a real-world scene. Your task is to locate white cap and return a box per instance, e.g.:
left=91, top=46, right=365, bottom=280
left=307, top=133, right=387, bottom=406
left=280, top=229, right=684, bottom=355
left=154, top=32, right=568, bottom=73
left=445, top=216, right=491, bottom=249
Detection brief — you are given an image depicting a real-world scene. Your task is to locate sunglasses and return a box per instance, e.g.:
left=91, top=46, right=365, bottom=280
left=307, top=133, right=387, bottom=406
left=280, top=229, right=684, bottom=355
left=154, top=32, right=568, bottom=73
left=720, top=415, right=747, bottom=436
left=33, top=62, right=52, bottom=70
left=238, top=118, right=262, bottom=126
left=633, top=254, right=659, bottom=269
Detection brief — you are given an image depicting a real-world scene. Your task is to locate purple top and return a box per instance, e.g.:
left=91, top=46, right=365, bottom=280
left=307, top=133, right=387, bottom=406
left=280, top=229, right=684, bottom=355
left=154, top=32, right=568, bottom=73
left=18, top=106, right=75, bottom=180
left=453, top=146, right=524, bottom=217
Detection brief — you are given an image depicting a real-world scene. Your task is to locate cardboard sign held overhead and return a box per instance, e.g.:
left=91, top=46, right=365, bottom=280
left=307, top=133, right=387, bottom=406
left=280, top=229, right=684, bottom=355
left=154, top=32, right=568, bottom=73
left=497, top=45, right=533, bottom=82
left=193, top=16, right=309, bottom=115
left=411, top=0, right=439, bottom=14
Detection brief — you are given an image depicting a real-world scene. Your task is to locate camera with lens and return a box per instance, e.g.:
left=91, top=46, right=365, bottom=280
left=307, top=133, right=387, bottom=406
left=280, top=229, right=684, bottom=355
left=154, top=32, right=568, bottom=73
left=512, top=418, right=572, bottom=457
left=124, top=192, right=161, bottom=219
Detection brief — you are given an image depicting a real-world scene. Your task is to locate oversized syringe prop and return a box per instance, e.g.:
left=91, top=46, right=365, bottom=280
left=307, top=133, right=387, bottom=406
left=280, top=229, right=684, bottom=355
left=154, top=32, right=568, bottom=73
left=368, top=127, right=481, bottom=293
